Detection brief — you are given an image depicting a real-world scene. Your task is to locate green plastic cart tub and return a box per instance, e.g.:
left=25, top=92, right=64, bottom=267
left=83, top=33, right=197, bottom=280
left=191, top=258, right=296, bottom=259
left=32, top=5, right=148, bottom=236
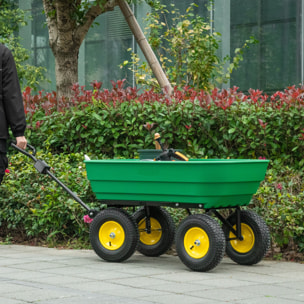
left=85, top=159, right=269, bottom=209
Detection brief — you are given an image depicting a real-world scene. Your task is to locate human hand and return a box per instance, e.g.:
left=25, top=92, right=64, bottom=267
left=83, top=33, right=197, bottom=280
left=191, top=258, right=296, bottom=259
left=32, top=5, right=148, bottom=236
left=16, top=136, right=27, bottom=150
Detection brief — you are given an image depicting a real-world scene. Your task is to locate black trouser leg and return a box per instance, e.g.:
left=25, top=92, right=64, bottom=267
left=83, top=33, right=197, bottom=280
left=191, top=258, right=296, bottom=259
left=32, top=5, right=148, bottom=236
left=0, top=152, right=8, bottom=185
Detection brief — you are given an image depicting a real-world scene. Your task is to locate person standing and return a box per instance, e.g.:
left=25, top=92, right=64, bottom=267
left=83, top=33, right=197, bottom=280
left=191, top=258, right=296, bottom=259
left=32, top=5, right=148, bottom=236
left=0, top=43, right=27, bottom=184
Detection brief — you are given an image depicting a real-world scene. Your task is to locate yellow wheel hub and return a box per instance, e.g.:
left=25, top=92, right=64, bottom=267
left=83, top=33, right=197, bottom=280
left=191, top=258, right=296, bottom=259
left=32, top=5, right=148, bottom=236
left=229, top=223, right=255, bottom=253
left=184, top=227, right=210, bottom=259
left=99, top=221, right=125, bottom=250
left=138, top=217, right=162, bottom=245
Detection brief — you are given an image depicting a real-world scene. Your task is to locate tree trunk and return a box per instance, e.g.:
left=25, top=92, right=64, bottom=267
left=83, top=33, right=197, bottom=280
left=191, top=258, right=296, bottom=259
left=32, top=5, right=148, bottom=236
left=54, top=49, right=79, bottom=101
left=43, top=0, right=117, bottom=100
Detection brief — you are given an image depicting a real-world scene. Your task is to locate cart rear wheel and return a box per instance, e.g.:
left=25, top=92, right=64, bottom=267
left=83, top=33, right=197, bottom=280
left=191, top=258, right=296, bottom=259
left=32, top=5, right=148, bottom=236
left=223, top=210, right=270, bottom=265
left=90, top=208, right=139, bottom=262
left=176, top=214, right=225, bottom=272
left=133, top=207, right=175, bottom=257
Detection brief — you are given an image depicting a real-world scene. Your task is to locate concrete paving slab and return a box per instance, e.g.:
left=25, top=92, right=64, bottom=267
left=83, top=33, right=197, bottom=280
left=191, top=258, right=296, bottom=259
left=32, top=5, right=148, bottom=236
left=234, top=297, right=302, bottom=304
left=0, top=245, right=303, bottom=304
left=0, top=297, right=25, bottom=304
left=141, top=292, right=218, bottom=304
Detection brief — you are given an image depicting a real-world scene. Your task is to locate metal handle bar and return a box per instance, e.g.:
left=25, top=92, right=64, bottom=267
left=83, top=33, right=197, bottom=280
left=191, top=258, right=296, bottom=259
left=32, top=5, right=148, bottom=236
left=10, top=142, right=97, bottom=218
left=10, top=142, right=37, bottom=162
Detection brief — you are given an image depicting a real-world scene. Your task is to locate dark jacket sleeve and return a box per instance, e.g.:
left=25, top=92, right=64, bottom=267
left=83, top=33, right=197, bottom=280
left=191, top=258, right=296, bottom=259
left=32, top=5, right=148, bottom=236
left=2, top=47, right=26, bottom=138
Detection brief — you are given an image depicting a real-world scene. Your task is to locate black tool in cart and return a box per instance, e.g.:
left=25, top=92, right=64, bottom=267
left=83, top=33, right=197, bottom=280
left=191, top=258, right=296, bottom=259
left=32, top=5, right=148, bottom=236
left=153, top=133, right=188, bottom=161
left=10, top=142, right=98, bottom=219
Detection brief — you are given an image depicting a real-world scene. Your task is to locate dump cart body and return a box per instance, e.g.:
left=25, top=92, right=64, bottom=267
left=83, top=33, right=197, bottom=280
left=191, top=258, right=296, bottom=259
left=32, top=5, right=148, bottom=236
left=85, top=159, right=269, bottom=209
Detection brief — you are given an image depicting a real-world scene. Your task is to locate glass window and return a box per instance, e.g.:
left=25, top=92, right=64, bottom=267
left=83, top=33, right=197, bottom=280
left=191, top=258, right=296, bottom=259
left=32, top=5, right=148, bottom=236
left=31, top=0, right=55, bottom=92
left=230, top=0, right=259, bottom=25
left=262, top=0, right=297, bottom=21
left=230, top=0, right=301, bottom=93
left=261, top=22, right=299, bottom=91
left=21, top=0, right=303, bottom=94
left=85, top=6, right=133, bottom=89
left=230, top=25, right=260, bottom=89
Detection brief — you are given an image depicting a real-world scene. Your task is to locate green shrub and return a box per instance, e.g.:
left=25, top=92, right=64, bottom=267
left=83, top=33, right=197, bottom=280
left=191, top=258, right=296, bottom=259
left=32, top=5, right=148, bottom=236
left=2, top=82, right=303, bottom=257
left=24, top=83, right=304, bottom=169
left=252, top=163, right=304, bottom=256
left=0, top=151, right=99, bottom=245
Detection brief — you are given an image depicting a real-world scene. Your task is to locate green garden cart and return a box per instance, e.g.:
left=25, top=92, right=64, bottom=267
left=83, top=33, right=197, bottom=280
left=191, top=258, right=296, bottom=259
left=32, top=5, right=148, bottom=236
left=12, top=143, right=270, bottom=272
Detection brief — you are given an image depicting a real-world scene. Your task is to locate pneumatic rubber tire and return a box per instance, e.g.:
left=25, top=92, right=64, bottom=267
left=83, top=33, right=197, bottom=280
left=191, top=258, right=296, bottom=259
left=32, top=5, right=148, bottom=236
left=223, top=210, right=270, bottom=265
left=133, top=207, right=175, bottom=257
left=90, top=208, right=139, bottom=262
left=176, top=214, right=225, bottom=272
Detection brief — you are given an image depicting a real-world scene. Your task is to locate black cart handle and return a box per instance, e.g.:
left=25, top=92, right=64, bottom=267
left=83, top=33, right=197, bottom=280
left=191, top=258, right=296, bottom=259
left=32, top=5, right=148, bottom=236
left=10, top=141, right=97, bottom=217
left=11, top=142, right=37, bottom=162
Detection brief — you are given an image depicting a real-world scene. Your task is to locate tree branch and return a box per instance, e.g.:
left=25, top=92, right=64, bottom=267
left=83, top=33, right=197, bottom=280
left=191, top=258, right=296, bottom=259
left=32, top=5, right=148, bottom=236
left=75, top=0, right=118, bottom=45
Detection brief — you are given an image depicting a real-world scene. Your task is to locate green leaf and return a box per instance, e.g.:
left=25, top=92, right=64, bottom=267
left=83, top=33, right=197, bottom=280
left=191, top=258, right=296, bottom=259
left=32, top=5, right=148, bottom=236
left=92, top=113, right=102, bottom=121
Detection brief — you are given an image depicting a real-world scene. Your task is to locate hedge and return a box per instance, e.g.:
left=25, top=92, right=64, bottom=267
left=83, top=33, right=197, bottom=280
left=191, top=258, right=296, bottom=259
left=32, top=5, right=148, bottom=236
left=23, top=82, right=304, bottom=168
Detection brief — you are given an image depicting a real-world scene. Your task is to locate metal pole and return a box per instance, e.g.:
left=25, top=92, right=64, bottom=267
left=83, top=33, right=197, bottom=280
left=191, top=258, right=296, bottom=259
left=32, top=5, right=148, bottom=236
left=118, top=0, right=173, bottom=95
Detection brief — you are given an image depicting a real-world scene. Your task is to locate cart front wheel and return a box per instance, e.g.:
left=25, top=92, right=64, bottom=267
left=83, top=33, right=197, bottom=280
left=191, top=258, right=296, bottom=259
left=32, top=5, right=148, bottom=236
left=176, top=214, right=225, bottom=272
left=90, top=208, right=139, bottom=262
left=223, top=210, right=270, bottom=265
left=133, top=207, right=175, bottom=257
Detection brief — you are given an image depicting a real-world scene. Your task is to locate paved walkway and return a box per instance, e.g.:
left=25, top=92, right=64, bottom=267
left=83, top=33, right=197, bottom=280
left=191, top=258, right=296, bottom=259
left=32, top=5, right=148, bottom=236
left=0, top=245, right=303, bottom=304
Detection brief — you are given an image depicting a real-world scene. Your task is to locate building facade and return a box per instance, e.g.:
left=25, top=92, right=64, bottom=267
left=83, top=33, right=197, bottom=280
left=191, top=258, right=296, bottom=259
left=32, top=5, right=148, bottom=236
left=19, top=0, right=303, bottom=94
